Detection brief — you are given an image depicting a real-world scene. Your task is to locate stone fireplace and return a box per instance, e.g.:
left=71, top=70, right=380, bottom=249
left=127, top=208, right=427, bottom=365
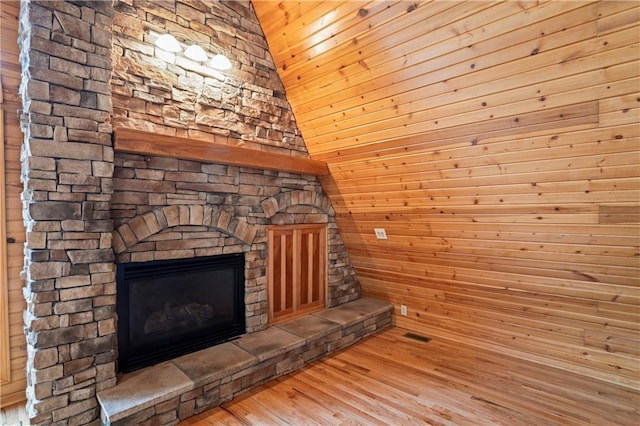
left=18, top=1, right=361, bottom=424
left=109, top=149, right=362, bottom=368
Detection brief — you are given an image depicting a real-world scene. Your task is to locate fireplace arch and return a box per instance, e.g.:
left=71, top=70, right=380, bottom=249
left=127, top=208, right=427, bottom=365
left=112, top=204, right=259, bottom=255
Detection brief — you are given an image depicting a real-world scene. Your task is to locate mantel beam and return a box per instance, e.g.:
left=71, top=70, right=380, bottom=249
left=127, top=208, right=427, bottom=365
left=114, top=128, right=329, bottom=176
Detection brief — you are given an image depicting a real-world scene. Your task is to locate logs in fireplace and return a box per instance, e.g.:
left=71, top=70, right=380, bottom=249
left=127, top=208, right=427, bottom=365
left=116, top=253, right=245, bottom=372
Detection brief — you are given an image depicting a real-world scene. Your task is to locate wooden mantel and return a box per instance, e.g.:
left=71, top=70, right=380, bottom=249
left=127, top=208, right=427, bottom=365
left=114, top=128, right=329, bottom=176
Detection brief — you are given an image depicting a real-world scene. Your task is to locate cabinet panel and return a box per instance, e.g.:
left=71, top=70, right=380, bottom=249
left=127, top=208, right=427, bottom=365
left=268, top=225, right=327, bottom=323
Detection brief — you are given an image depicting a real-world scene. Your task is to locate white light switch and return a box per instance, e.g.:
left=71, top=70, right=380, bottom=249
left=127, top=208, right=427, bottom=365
left=374, top=228, right=388, bottom=240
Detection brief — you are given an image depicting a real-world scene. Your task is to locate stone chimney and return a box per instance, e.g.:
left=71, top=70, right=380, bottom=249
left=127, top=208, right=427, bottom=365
left=19, top=0, right=115, bottom=424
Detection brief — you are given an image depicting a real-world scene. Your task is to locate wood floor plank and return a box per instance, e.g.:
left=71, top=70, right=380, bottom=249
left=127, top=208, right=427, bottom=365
left=179, top=327, right=639, bottom=425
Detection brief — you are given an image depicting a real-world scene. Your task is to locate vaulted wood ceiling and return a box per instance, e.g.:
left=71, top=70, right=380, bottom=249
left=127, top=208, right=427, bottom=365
left=252, top=0, right=640, bottom=388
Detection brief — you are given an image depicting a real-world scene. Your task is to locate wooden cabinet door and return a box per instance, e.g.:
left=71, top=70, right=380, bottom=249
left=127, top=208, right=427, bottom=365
left=268, top=224, right=327, bottom=323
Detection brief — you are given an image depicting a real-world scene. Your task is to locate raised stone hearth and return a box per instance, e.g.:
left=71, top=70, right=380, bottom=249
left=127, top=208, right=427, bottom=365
left=97, top=298, right=392, bottom=425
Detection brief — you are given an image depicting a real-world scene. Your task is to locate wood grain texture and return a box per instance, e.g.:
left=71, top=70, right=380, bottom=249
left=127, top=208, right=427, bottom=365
left=254, top=0, right=640, bottom=388
left=1, top=0, right=637, bottom=411
left=0, top=0, right=27, bottom=408
left=114, top=128, right=329, bottom=176
left=180, top=327, right=639, bottom=426
left=0, top=18, right=9, bottom=387
left=268, top=224, right=327, bottom=324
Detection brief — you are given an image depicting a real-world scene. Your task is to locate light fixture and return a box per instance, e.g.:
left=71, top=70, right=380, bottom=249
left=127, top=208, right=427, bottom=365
left=210, top=53, right=232, bottom=70
left=150, top=30, right=232, bottom=71
left=155, top=33, right=181, bottom=53
left=184, top=44, right=208, bottom=62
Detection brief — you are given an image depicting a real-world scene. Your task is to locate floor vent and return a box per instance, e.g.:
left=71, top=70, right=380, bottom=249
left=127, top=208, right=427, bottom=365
left=403, top=332, right=432, bottom=343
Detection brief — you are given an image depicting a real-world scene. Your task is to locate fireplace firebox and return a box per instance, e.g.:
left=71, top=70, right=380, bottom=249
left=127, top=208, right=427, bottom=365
left=116, top=253, right=245, bottom=372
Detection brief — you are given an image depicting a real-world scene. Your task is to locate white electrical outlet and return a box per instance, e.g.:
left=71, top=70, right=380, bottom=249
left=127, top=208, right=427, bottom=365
left=400, top=304, right=408, bottom=316
left=374, top=228, right=388, bottom=240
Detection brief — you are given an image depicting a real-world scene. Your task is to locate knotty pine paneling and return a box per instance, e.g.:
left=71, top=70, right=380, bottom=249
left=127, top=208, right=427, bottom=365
left=0, top=0, right=27, bottom=408
left=254, top=1, right=640, bottom=387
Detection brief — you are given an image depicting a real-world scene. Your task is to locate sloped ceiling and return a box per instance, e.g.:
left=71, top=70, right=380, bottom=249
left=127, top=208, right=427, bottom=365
left=254, top=0, right=458, bottom=156
left=252, top=1, right=640, bottom=385
left=253, top=1, right=589, bottom=156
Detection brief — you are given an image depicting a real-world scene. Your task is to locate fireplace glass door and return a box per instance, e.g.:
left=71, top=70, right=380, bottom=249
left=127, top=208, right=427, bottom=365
left=116, top=253, right=245, bottom=372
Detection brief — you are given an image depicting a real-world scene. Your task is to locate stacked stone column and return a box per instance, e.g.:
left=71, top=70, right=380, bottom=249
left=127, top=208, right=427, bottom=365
left=19, top=1, right=115, bottom=424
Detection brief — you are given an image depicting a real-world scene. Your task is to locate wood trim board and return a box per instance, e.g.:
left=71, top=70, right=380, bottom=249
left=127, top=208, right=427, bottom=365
left=114, top=128, right=329, bottom=176
left=267, top=224, right=328, bottom=324
left=0, top=59, right=11, bottom=385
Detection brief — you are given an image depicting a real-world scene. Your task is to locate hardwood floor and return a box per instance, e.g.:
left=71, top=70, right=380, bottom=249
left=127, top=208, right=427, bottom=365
left=181, top=327, right=638, bottom=426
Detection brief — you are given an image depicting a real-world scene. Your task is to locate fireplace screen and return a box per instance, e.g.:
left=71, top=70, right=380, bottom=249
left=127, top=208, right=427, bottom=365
left=116, top=253, right=245, bottom=372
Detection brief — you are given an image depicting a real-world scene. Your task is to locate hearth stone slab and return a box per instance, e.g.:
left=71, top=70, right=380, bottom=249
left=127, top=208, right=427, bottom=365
left=97, top=362, right=192, bottom=424
left=232, top=325, right=305, bottom=362
left=97, top=297, right=392, bottom=425
left=172, top=342, right=256, bottom=387
left=314, top=297, right=391, bottom=327
left=276, top=313, right=342, bottom=340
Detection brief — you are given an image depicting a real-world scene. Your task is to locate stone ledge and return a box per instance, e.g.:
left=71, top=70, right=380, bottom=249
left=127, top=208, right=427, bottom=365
left=98, top=363, right=192, bottom=423
left=172, top=343, right=255, bottom=388
left=97, top=297, right=392, bottom=425
left=315, top=296, right=392, bottom=327
left=233, top=326, right=306, bottom=362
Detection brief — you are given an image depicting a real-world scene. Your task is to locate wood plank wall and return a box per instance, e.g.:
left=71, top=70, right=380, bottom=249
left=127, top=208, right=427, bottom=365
left=253, top=1, right=640, bottom=387
left=0, top=0, right=27, bottom=408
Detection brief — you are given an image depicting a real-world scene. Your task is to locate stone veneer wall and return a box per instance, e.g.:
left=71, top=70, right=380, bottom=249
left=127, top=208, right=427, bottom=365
left=111, top=157, right=360, bottom=331
left=111, top=0, right=309, bottom=154
left=109, top=0, right=360, bottom=331
left=19, top=1, right=116, bottom=424
left=19, top=1, right=360, bottom=424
